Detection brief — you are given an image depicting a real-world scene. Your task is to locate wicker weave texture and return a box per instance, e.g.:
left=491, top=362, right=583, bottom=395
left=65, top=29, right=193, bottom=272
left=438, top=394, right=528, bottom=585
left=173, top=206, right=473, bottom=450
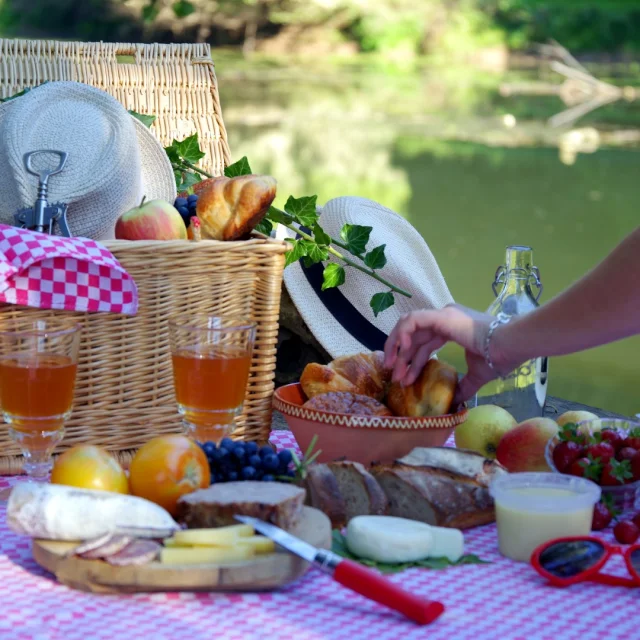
left=0, top=39, right=231, bottom=176
left=0, top=39, right=287, bottom=474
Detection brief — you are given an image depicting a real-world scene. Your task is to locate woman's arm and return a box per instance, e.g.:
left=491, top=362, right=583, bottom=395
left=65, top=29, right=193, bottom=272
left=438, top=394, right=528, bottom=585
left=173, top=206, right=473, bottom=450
left=385, top=226, right=640, bottom=401
left=493, top=225, right=640, bottom=371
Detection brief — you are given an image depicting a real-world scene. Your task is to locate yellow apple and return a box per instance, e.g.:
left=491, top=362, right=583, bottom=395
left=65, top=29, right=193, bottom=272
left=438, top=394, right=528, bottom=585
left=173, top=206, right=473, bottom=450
left=495, top=417, right=559, bottom=472
left=454, top=405, right=517, bottom=459
left=556, top=410, right=599, bottom=429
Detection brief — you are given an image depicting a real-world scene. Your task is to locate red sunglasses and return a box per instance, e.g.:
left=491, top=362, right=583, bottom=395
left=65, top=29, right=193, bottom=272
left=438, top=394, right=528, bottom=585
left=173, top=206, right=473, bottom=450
left=531, top=536, right=640, bottom=588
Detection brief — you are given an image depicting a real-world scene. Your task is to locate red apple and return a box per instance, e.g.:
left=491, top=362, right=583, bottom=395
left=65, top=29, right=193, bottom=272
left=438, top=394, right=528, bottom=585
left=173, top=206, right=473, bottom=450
left=115, top=198, right=187, bottom=241
left=496, top=417, right=559, bottom=472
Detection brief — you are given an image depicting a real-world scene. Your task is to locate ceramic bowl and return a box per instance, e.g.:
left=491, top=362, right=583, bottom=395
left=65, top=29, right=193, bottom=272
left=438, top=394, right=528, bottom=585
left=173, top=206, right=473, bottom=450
left=545, top=418, right=640, bottom=511
left=272, top=383, right=468, bottom=465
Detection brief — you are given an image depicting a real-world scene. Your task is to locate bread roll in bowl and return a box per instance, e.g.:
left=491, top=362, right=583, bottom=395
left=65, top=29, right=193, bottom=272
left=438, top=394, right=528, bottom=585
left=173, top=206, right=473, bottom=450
left=303, top=392, right=392, bottom=416
left=386, top=358, right=458, bottom=417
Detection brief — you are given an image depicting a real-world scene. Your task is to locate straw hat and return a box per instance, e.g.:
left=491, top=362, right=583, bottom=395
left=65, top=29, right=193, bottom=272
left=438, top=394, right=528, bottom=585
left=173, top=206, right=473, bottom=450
left=279, top=196, right=454, bottom=358
left=0, top=81, right=176, bottom=240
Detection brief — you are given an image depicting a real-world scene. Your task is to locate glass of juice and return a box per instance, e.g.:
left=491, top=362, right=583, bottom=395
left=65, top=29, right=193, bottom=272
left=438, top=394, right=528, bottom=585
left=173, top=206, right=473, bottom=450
left=169, top=316, right=256, bottom=443
left=0, top=318, right=81, bottom=480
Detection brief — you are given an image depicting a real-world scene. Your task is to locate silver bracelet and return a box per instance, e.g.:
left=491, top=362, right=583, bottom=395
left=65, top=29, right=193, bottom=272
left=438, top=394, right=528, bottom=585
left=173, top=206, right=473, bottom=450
left=484, top=312, right=511, bottom=378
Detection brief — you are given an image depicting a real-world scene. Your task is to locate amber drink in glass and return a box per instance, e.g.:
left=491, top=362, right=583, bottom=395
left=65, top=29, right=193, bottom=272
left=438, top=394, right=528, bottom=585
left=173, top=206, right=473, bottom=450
left=0, top=319, right=80, bottom=479
left=169, top=316, right=255, bottom=443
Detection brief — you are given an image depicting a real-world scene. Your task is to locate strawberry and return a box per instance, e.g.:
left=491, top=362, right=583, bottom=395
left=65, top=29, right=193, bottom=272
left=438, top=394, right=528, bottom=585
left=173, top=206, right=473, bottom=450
left=614, top=520, right=640, bottom=545
left=558, top=423, right=586, bottom=446
left=601, top=428, right=625, bottom=451
left=622, top=427, right=640, bottom=451
left=570, top=455, right=602, bottom=482
left=600, top=458, right=633, bottom=486
left=616, top=447, right=638, bottom=463
left=632, top=451, right=640, bottom=482
left=586, top=441, right=615, bottom=463
left=592, top=502, right=614, bottom=531
left=552, top=441, right=584, bottom=473
left=633, top=513, right=640, bottom=529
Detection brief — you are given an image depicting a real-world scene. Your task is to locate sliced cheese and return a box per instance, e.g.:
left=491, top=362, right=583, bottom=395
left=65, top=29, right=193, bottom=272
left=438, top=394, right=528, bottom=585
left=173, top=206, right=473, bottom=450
left=172, top=524, right=254, bottom=546
left=346, top=516, right=435, bottom=564
left=160, top=545, right=254, bottom=565
left=236, top=536, right=276, bottom=554
left=428, top=526, right=464, bottom=562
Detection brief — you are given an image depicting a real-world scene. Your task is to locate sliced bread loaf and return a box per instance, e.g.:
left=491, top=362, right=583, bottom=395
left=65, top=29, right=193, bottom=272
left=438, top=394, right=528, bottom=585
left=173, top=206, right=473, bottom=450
left=303, top=463, right=347, bottom=529
left=371, top=466, right=495, bottom=529
left=327, top=461, right=389, bottom=522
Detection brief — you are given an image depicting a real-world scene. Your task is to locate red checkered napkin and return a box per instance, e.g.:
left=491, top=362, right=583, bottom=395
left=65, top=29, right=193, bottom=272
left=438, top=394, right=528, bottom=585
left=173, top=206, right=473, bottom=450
left=0, top=225, right=138, bottom=315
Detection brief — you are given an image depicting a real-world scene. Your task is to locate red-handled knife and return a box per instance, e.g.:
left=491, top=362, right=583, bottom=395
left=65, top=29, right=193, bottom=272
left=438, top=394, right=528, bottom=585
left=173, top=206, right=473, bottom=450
left=235, top=515, right=445, bottom=625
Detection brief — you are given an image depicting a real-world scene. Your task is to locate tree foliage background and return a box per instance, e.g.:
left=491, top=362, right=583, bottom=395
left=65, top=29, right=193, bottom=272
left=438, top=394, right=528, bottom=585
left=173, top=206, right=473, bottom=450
left=0, top=0, right=639, bottom=55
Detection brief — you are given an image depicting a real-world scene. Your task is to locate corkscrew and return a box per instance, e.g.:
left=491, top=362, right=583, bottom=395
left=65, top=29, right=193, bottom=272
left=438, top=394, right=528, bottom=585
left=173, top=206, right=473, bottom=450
left=13, top=150, right=71, bottom=237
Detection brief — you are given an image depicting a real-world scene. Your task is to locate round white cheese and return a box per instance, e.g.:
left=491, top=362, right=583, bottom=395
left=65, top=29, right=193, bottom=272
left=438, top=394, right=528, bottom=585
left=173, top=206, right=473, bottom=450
left=346, top=515, right=435, bottom=563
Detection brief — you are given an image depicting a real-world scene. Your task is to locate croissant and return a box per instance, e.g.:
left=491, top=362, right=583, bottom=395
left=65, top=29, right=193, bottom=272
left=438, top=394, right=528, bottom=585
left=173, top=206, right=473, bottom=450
left=386, top=358, right=458, bottom=417
left=196, top=175, right=277, bottom=241
left=300, top=351, right=391, bottom=402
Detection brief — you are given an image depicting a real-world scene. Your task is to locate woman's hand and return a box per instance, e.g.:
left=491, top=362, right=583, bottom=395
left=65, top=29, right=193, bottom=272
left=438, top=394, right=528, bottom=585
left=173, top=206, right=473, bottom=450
left=383, top=304, right=505, bottom=403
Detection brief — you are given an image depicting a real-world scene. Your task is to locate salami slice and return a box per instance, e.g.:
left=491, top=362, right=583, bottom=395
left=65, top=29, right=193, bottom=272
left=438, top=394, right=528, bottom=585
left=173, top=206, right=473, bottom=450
left=78, top=534, right=133, bottom=560
left=105, top=539, right=161, bottom=566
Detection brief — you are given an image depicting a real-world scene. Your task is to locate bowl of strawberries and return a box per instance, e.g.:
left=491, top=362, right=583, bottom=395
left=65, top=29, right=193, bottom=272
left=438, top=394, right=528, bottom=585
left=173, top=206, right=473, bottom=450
left=545, top=418, right=640, bottom=511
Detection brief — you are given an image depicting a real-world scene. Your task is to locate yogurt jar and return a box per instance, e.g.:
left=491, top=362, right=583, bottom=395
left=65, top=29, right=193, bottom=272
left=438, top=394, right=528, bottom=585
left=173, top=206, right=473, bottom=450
left=489, top=472, right=601, bottom=563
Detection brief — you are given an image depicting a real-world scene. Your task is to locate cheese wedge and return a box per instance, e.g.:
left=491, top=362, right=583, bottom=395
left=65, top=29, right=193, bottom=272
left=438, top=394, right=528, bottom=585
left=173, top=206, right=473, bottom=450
left=172, top=524, right=254, bottom=546
left=160, top=545, right=254, bottom=565
left=236, top=536, right=276, bottom=554
left=346, top=515, right=465, bottom=564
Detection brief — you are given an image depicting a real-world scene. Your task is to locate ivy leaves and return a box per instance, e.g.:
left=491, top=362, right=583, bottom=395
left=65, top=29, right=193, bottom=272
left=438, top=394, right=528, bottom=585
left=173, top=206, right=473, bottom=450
left=161, top=139, right=407, bottom=316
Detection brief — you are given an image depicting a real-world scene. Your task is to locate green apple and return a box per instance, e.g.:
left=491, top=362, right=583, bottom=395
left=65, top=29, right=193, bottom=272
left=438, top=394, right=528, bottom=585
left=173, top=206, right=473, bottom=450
left=454, top=405, right=517, bottom=458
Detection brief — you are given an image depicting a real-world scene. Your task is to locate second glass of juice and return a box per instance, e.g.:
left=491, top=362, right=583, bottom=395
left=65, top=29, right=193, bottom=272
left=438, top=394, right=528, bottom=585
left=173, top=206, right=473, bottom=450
left=169, top=316, right=256, bottom=443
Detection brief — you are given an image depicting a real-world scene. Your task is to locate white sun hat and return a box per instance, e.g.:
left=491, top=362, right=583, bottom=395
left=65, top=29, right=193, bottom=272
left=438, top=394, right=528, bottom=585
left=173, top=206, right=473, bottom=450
left=0, top=81, right=176, bottom=240
left=279, top=196, right=455, bottom=358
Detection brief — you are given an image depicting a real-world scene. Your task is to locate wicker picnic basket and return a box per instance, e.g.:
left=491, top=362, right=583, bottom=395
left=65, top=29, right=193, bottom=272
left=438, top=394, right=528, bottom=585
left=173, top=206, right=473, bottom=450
left=0, top=39, right=288, bottom=474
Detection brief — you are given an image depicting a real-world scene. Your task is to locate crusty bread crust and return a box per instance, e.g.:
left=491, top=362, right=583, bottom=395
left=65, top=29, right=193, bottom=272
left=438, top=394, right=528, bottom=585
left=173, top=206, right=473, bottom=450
left=327, top=461, right=389, bottom=519
left=303, top=463, right=347, bottom=529
left=303, top=392, right=392, bottom=416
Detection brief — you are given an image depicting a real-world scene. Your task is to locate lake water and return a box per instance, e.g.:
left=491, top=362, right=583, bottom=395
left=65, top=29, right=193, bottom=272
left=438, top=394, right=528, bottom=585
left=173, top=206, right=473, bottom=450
left=215, top=55, right=640, bottom=416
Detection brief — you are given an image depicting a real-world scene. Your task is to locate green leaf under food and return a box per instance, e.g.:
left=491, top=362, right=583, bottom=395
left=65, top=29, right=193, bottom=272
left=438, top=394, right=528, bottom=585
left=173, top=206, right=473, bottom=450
left=284, top=238, right=308, bottom=268
left=255, top=218, right=273, bottom=236
left=174, top=134, right=206, bottom=165
left=177, top=171, right=200, bottom=192
left=129, top=110, right=156, bottom=128
left=267, top=206, right=292, bottom=225
left=284, top=195, right=318, bottom=228
left=322, top=263, right=346, bottom=290
left=364, top=244, right=387, bottom=270
left=370, top=291, right=394, bottom=316
left=172, top=0, right=196, bottom=18
left=331, top=530, right=490, bottom=574
left=312, top=222, right=331, bottom=246
left=340, top=224, right=372, bottom=256
left=224, top=156, right=253, bottom=178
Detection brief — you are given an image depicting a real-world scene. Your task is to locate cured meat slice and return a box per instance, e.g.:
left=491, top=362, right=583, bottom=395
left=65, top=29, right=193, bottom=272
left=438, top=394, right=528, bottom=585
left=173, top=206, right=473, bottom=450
left=105, top=539, right=161, bottom=566
left=78, top=534, right=133, bottom=560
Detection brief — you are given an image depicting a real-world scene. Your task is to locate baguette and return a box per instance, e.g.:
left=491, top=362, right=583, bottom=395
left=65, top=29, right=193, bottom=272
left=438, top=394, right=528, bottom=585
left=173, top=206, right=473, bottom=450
left=327, top=461, right=389, bottom=521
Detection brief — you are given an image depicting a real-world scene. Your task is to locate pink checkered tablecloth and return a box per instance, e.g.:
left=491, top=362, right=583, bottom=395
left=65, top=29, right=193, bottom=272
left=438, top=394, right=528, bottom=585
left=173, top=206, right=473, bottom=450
left=0, top=428, right=637, bottom=640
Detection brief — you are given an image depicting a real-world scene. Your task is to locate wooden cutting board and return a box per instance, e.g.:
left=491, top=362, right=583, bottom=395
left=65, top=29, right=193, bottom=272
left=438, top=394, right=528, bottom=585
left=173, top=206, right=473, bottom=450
left=32, top=506, right=331, bottom=594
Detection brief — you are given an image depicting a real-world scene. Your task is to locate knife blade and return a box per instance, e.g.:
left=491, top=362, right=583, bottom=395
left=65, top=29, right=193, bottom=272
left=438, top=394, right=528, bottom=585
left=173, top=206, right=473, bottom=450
left=235, top=515, right=445, bottom=626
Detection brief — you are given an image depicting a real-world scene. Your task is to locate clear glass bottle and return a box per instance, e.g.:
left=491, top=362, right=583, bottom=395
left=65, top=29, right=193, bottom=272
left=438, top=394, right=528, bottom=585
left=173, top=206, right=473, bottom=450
left=478, top=245, right=548, bottom=421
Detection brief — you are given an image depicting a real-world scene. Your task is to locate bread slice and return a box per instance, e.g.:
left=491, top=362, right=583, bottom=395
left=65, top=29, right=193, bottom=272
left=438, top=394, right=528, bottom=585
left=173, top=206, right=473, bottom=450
left=303, top=463, right=347, bottom=529
left=395, top=447, right=507, bottom=487
left=176, top=481, right=306, bottom=531
left=327, top=461, right=389, bottom=522
left=372, top=467, right=495, bottom=529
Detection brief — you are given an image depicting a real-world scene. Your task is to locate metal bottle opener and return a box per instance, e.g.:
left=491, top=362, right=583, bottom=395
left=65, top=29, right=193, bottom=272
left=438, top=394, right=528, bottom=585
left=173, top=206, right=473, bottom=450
left=13, top=150, right=71, bottom=237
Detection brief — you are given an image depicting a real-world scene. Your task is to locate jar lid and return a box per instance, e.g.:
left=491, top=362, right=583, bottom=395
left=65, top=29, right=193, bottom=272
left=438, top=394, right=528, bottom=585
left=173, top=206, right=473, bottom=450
left=489, top=472, right=601, bottom=513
